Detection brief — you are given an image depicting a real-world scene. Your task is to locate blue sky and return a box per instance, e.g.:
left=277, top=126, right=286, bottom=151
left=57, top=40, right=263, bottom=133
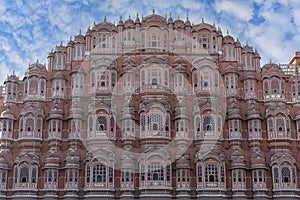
left=0, top=0, right=300, bottom=84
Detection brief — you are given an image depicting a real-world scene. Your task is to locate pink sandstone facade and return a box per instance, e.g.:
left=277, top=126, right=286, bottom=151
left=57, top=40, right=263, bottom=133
left=0, top=12, right=300, bottom=199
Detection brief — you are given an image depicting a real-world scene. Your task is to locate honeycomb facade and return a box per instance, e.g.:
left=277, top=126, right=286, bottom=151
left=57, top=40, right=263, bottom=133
left=1, top=13, right=300, bottom=199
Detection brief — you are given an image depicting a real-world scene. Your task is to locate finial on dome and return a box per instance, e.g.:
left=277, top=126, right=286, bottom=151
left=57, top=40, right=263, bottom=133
left=142, top=14, right=144, bottom=21
left=246, top=40, right=249, bottom=45
left=178, top=15, right=180, bottom=20
left=137, top=12, right=139, bottom=18
left=270, top=58, right=272, bottom=63
left=186, top=15, right=189, bottom=21
left=236, top=37, right=239, bottom=41
left=213, top=22, right=215, bottom=27
left=169, top=12, right=172, bottom=18
left=93, top=21, right=96, bottom=26
left=69, top=36, right=72, bottom=41
left=129, top=14, right=131, bottom=19
left=152, top=9, right=155, bottom=15
left=164, top=14, right=167, bottom=20
left=192, top=22, right=194, bottom=26
left=202, top=18, right=204, bottom=23
left=36, top=58, right=39, bottom=64
left=120, top=16, right=122, bottom=21
left=226, top=29, right=229, bottom=35
left=104, top=16, right=106, bottom=23
left=79, top=29, right=81, bottom=35
left=13, top=70, right=15, bottom=75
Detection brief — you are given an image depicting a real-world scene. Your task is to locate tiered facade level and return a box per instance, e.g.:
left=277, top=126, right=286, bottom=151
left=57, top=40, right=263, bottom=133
left=0, top=13, right=300, bottom=199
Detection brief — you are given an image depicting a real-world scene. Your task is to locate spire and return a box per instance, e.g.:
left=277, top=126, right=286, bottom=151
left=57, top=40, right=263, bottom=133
left=36, top=58, right=39, bottom=64
left=104, top=16, right=106, bottom=23
left=142, top=14, right=144, bottom=21
left=202, top=17, right=204, bottom=23
left=186, top=15, right=189, bottom=21
left=79, top=29, right=81, bottom=35
left=129, top=14, right=131, bottom=19
left=152, top=8, right=155, bottom=15
left=178, top=15, right=180, bottom=20
left=135, top=12, right=140, bottom=23
left=226, top=29, right=229, bottom=35
left=164, top=14, right=167, bottom=21
left=120, top=15, right=122, bottom=21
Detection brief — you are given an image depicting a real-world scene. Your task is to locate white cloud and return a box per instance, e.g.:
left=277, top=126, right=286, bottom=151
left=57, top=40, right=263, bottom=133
left=181, top=0, right=202, bottom=10
left=214, top=0, right=253, bottom=21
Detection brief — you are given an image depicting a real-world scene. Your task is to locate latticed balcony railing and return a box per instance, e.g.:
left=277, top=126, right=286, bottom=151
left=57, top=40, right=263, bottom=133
left=19, top=131, right=42, bottom=139
left=140, top=131, right=170, bottom=138
left=48, top=131, right=62, bottom=139
left=65, top=182, right=78, bottom=189
left=0, top=131, right=12, bottom=139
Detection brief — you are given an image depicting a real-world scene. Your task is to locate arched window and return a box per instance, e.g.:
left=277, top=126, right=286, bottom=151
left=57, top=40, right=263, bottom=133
left=140, top=108, right=170, bottom=138
left=282, top=167, right=290, bottom=183
left=252, top=169, right=266, bottom=189
left=44, top=169, right=58, bottom=189
left=147, top=162, right=163, bottom=181
left=20, top=167, right=29, bottom=183
left=88, top=116, right=93, bottom=133
left=25, top=118, right=34, bottom=132
left=99, top=34, right=110, bottom=49
left=14, top=161, right=38, bottom=189
left=194, top=115, right=201, bottom=132
left=65, top=168, right=78, bottom=189
left=141, top=114, right=146, bottom=131
left=140, top=156, right=171, bottom=189
left=96, top=116, right=107, bottom=131
left=264, top=80, right=269, bottom=94
left=232, top=169, right=246, bottom=189
left=177, top=169, right=190, bottom=189
left=121, top=170, right=134, bottom=188
left=110, top=116, right=115, bottom=132
left=29, top=78, right=38, bottom=94
left=272, top=159, right=297, bottom=190
left=90, top=71, right=95, bottom=90
left=197, top=160, right=226, bottom=189
left=271, top=79, right=279, bottom=94
left=85, top=160, right=114, bottom=189
left=93, top=164, right=106, bottom=182
left=193, top=72, right=198, bottom=88
left=40, top=79, right=46, bottom=96
left=203, top=116, right=214, bottom=131
left=123, top=73, right=135, bottom=92
left=205, top=164, right=218, bottom=182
